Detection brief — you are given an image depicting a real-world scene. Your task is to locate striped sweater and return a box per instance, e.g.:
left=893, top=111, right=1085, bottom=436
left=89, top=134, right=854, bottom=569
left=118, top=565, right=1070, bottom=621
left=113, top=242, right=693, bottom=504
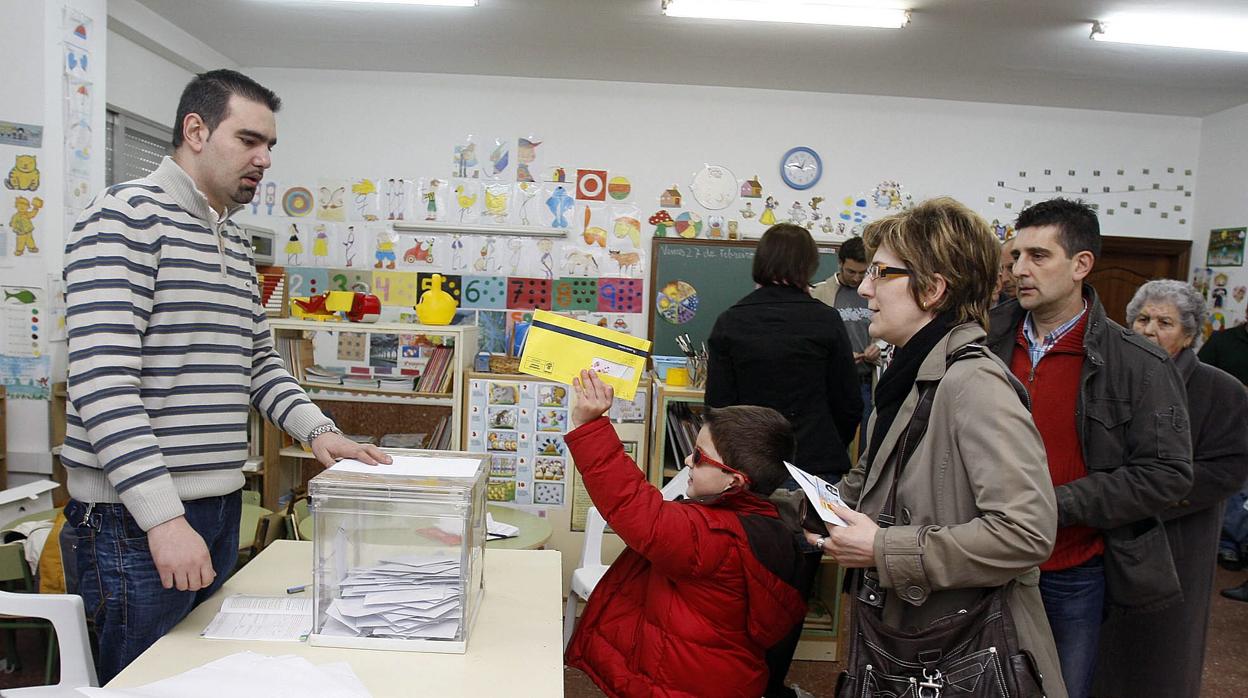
left=63, top=157, right=331, bottom=531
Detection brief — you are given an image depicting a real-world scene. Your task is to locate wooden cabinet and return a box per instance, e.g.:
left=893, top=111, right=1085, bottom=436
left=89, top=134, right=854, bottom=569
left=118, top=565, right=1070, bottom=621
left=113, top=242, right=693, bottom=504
left=256, top=319, right=477, bottom=510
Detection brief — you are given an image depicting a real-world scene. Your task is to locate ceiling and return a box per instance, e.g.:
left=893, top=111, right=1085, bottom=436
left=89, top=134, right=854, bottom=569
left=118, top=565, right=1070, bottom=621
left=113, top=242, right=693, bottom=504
left=132, top=0, right=1248, bottom=117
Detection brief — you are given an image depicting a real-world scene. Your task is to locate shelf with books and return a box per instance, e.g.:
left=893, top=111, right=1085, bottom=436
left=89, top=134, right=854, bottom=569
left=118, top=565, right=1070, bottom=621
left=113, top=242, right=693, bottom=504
left=259, top=318, right=477, bottom=509
left=647, top=380, right=706, bottom=487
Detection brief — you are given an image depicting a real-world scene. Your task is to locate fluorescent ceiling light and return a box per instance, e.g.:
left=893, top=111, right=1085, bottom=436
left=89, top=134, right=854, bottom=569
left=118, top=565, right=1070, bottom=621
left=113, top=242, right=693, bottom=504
left=662, top=0, right=910, bottom=28
left=301, top=0, right=477, bottom=6
left=1091, top=15, right=1248, bottom=53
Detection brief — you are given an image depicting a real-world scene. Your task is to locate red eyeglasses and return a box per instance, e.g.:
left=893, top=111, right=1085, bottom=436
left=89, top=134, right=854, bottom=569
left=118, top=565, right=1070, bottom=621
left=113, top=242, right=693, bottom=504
left=693, top=447, right=752, bottom=487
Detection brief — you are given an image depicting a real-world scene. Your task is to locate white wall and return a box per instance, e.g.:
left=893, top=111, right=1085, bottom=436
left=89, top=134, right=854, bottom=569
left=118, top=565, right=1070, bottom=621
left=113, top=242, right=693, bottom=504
left=243, top=67, right=1201, bottom=244
left=1, top=0, right=106, bottom=481
left=1190, top=102, right=1248, bottom=330
left=106, top=29, right=191, bottom=125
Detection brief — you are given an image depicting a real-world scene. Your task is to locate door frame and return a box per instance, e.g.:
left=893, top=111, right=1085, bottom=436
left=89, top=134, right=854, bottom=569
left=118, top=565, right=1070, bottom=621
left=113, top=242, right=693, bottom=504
left=1099, top=235, right=1191, bottom=273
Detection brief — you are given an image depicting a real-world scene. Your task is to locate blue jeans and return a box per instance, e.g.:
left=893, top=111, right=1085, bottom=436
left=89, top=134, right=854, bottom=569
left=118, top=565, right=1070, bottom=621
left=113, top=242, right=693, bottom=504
left=65, top=492, right=241, bottom=684
left=1039, top=556, right=1105, bottom=698
left=1220, top=488, right=1248, bottom=556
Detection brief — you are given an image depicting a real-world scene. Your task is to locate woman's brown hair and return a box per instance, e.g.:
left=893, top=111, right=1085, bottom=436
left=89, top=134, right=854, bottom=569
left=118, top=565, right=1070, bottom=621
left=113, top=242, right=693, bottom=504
left=861, top=197, right=999, bottom=328
left=752, top=224, right=819, bottom=287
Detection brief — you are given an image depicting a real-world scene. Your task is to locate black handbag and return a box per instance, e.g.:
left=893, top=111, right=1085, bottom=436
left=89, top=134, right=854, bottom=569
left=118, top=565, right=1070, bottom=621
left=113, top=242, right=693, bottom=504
left=836, top=345, right=1046, bottom=698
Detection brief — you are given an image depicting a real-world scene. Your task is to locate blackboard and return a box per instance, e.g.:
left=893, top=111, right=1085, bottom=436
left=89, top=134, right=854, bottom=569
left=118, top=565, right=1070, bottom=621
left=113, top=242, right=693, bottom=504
left=647, top=237, right=843, bottom=358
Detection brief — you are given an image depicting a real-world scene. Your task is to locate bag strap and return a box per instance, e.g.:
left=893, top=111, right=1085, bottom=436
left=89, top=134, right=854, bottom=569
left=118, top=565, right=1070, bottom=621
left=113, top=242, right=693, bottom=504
left=879, top=343, right=1029, bottom=526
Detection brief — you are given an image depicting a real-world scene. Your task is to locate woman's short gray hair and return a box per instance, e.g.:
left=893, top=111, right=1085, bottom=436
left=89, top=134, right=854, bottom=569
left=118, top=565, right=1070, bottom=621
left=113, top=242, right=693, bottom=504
left=1126, top=280, right=1207, bottom=341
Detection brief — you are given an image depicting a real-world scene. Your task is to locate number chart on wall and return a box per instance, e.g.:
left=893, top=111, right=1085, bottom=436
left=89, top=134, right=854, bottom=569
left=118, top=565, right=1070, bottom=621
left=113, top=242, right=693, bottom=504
left=467, top=376, right=573, bottom=508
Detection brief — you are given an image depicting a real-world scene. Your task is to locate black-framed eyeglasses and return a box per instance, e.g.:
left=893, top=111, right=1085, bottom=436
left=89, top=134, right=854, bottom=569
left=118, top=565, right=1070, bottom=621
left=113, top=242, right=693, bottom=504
left=866, top=262, right=913, bottom=281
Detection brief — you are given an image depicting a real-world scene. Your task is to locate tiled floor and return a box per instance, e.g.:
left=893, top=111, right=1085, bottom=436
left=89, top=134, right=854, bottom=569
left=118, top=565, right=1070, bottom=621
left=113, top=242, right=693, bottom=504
left=3, top=568, right=1245, bottom=696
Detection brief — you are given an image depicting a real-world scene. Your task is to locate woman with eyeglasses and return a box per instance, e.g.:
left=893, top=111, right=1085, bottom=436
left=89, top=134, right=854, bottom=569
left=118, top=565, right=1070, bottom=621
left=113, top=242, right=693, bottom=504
left=809, top=198, right=1066, bottom=697
left=705, top=222, right=862, bottom=698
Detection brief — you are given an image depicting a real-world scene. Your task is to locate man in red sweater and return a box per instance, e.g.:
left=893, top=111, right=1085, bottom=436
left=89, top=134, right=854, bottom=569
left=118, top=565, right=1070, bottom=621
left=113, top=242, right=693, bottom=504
left=986, top=198, right=1192, bottom=698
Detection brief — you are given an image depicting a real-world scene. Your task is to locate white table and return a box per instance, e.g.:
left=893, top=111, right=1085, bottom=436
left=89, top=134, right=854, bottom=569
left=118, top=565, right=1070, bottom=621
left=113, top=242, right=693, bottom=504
left=108, top=541, right=565, bottom=697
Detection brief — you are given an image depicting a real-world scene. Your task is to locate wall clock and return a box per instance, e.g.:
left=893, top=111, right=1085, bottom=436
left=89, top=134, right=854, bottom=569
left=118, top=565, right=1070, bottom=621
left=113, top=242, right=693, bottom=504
left=780, top=146, right=822, bottom=190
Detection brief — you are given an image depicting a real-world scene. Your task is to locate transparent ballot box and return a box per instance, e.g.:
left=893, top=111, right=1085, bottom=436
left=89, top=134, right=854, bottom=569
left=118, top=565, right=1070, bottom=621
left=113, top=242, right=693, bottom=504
left=307, top=450, right=488, bottom=653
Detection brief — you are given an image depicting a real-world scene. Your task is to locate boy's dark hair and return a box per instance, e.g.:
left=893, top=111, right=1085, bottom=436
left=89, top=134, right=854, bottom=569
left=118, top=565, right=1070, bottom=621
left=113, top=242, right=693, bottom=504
left=173, top=69, right=281, bottom=148
left=1014, top=198, right=1101, bottom=260
left=703, top=406, right=794, bottom=496
left=753, top=224, right=819, bottom=287
left=837, top=236, right=866, bottom=264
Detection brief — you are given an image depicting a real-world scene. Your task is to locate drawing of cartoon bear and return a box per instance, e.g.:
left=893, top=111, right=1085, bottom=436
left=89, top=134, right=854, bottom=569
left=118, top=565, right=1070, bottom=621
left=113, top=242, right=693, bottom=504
left=6, top=155, right=40, bottom=191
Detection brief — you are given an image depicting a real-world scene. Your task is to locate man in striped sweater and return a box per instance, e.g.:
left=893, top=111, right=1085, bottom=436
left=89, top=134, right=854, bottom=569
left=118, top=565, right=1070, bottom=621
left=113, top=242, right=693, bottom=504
left=62, top=70, right=388, bottom=683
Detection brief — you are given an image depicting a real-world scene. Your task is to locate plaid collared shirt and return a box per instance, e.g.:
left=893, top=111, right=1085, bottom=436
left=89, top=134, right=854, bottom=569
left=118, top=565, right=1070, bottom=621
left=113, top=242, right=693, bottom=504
left=1023, top=301, right=1088, bottom=367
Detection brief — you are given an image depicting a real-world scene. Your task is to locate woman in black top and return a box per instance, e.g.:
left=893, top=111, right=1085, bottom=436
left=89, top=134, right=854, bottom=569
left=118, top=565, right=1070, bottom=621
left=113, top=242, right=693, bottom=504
left=706, top=223, right=862, bottom=478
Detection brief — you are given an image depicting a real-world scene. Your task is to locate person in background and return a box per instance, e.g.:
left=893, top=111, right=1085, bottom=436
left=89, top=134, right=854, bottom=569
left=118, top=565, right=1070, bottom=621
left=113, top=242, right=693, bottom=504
left=812, top=236, right=880, bottom=437
left=1198, top=321, right=1248, bottom=571
left=706, top=223, right=861, bottom=698
left=61, top=69, right=388, bottom=683
left=1090, top=280, right=1248, bottom=698
left=815, top=197, right=1065, bottom=697
left=996, top=236, right=1018, bottom=305
left=986, top=198, right=1192, bottom=698
left=564, top=371, right=808, bottom=698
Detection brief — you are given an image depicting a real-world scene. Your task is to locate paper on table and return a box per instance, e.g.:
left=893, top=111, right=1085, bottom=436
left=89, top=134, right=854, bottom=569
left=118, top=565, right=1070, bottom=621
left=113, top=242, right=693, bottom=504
left=785, top=462, right=848, bottom=528
left=200, top=595, right=313, bottom=641
left=330, top=454, right=481, bottom=479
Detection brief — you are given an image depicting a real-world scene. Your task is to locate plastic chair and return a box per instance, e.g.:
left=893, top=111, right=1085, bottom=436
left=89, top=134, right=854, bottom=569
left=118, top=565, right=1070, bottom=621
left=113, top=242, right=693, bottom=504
left=563, top=507, right=610, bottom=649
left=0, top=590, right=98, bottom=696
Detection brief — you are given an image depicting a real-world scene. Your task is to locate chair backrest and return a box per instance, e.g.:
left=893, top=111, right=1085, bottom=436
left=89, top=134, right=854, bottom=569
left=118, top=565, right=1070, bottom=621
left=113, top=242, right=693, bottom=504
left=580, top=507, right=607, bottom=569
left=0, top=541, right=33, bottom=588
left=286, top=497, right=310, bottom=541
left=241, top=490, right=261, bottom=507
left=0, top=590, right=98, bottom=691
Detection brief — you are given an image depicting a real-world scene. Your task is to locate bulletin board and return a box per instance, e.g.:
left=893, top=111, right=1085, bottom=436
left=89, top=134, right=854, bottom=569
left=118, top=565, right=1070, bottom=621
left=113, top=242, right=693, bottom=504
left=647, top=238, right=843, bottom=358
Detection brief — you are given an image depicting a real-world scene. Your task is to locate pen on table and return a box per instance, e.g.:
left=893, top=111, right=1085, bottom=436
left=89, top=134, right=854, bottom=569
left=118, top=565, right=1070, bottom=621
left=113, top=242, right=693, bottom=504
left=286, top=584, right=308, bottom=594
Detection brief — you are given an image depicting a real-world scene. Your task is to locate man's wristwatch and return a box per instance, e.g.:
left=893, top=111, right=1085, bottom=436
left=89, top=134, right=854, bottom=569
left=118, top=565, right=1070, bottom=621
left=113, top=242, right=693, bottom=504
left=306, top=423, right=342, bottom=443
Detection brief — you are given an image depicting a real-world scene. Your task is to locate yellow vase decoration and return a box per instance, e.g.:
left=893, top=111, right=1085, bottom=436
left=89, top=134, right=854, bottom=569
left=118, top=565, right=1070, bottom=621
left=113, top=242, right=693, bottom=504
left=416, top=273, right=458, bottom=325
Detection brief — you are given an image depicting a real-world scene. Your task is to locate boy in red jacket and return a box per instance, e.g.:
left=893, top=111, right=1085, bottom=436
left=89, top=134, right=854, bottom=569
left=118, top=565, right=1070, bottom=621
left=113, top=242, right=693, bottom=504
left=565, top=370, right=809, bottom=698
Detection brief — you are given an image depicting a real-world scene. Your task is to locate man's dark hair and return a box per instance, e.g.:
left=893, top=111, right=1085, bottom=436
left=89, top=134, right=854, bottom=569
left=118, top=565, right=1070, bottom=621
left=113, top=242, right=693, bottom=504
left=703, top=406, right=795, bottom=496
left=1014, top=198, right=1101, bottom=260
left=172, top=69, right=281, bottom=148
left=837, top=236, right=866, bottom=264
left=753, top=223, right=819, bottom=287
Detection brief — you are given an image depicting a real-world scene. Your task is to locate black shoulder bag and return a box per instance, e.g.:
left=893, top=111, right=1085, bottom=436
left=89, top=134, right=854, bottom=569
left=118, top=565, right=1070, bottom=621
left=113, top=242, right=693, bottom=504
left=836, top=345, right=1048, bottom=698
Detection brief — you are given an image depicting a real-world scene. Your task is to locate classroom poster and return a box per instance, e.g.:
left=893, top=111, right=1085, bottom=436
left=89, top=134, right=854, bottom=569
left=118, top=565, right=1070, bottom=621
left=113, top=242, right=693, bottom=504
left=1207, top=227, right=1246, bottom=267
left=1, top=284, right=50, bottom=399
left=467, top=376, right=571, bottom=509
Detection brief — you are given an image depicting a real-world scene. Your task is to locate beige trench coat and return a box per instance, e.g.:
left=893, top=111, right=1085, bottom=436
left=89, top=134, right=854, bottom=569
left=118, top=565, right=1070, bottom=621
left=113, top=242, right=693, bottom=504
left=838, top=323, right=1067, bottom=698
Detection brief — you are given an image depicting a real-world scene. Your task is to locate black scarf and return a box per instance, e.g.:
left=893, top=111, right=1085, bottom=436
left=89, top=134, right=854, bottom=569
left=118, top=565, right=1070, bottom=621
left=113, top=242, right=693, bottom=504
left=866, top=312, right=956, bottom=467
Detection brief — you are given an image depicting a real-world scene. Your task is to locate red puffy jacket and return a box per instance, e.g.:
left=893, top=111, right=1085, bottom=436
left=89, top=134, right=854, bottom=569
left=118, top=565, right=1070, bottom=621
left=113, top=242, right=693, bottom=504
left=565, top=417, right=808, bottom=698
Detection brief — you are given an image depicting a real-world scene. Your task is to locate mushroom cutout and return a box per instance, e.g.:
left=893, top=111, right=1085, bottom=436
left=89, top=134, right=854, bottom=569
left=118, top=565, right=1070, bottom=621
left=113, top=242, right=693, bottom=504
left=649, top=209, right=674, bottom=237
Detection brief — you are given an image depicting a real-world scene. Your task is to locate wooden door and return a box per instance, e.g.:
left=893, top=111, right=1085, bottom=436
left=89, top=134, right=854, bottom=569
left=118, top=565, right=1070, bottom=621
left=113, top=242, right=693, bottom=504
left=1087, top=236, right=1191, bottom=325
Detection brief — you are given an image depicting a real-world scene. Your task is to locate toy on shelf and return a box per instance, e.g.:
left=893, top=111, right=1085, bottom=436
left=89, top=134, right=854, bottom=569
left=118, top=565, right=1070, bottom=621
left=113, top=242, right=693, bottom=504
left=291, top=291, right=381, bottom=323
left=415, top=274, right=458, bottom=325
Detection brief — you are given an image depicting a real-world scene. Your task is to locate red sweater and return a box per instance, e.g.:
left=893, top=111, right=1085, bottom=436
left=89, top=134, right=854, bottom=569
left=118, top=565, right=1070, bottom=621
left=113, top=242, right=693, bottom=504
left=1009, top=315, right=1105, bottom=571
left=564, top=417, right=807, bottom=698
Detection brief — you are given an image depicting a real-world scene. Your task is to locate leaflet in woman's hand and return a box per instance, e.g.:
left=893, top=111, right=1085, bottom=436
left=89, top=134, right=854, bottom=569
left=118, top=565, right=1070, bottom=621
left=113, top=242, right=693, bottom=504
left=784, top=463, right=848, bottom=527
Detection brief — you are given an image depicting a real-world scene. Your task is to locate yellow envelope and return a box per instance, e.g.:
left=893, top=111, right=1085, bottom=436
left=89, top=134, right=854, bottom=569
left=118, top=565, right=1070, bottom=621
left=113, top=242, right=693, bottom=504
left=519, top=310, right=651, bottom=401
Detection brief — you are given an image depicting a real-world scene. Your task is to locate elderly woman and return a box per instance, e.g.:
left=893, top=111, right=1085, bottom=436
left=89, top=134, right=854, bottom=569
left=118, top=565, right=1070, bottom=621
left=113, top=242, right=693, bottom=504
left=1091, top=280, right=1248, bottom=698
left=810, top=198, right=1065, bottom=698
